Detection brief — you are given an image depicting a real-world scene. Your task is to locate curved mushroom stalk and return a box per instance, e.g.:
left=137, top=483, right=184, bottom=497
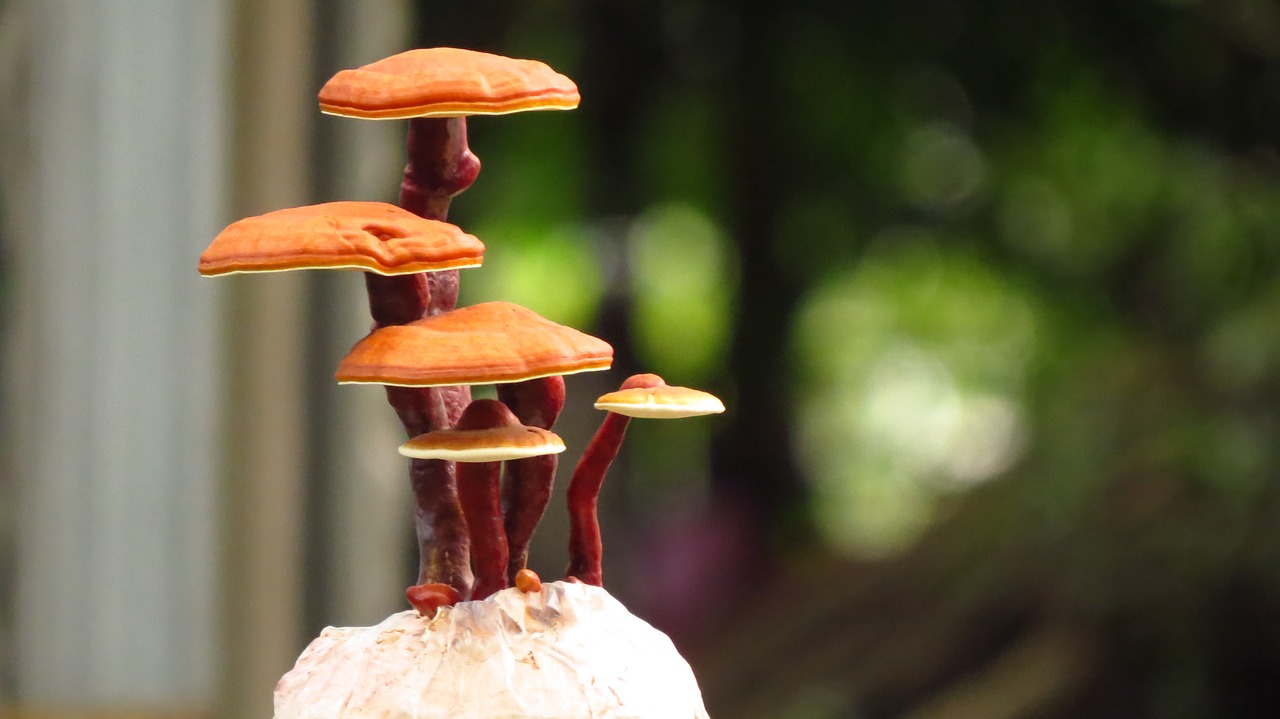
left=498, top=376, right=566, bottom=583
left=566, top=374, right=726, bottom=586
left=401, top=399, right=566, bottom=600
left=565, top=374, right=666, bottom=586
left=365, top=115, right=480, bottom=323
left=401, top=117, right=482, bottom=237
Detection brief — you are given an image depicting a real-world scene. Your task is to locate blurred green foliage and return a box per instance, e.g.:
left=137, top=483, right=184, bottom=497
left=430, top=0, right=1280, bottom=714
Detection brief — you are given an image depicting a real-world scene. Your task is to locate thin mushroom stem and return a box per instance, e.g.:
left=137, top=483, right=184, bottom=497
left=388, top=384, right=472, bottom=590
left=400, top=117, right=482, bottom=244
left=364, top=116, right=481, bottom=595
left=453, top=400, right=517, bottom=600
left=498, top=376, right=566, bottom=583
left=366, top=116, right=480, bottom=322
left=457, top=460, right=507, bottom=600
left=565, top=412, right=630, bottom=586
left=409, top=459, right=472, bottom=594
left=565, top=373, right=666, bottom=586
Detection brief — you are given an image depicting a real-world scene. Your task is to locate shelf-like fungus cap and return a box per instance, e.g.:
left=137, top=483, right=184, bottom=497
left=399, top=424, right=565, bottom=463
left=336, top=301, right=613, bottom=387
left=318, top=47, right=579, bottom=120
left=199, top=201, right=484, bottom=276
left=594, top=383, right=726, bottom=419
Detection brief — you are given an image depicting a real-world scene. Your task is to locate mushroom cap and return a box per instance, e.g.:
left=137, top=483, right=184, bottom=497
left=336, top=301, right=613, bottom=387
left=318, top=47, right=580, bottom=120
left=199, top=201, right=484, bottom=276
left=399, top=425, right=566, bottom=462
left=594, top=384, right=726, bottom=419
left=272, top=581, right=711, bottom=719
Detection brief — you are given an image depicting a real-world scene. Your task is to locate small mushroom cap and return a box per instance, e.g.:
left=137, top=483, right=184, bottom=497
left=336, top=302, right=613, bottom=387
left=318, top=47, right=579, bottom=120
left=199, top=201, right=484, bottom=276
left=594, top=384, right=726, bottom=419
left=399, top=425, right=566, bottom=462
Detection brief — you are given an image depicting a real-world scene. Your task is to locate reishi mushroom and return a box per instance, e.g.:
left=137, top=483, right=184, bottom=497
left=197, top=43, right=729, bottom=719
left=566, top=374, right=725, bottom=586
left=336, top=301, right=613, bottom=387
left=197, top=201, right=484, bottom=277
left=317, top=47, right=578, bottom=317
left=337, top=300, right=609, bottom=594
left=319, top=47, right=581, bottom=600
left=318, top=47, right=580, bottom=120
left=399, top=399, right=565, bottom=600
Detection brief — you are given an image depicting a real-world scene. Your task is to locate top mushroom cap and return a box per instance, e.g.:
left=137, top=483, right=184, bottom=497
left=318, top=47, right=580, bottom=120
left=199, top=201, right=484, bottom=276
left=336, top=301, right=613, bottom=387
left=594, top=384, right=726, bottom=419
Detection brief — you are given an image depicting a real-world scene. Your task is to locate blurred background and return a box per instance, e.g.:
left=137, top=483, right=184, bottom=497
left=3, top=0, right=1280, bottom=717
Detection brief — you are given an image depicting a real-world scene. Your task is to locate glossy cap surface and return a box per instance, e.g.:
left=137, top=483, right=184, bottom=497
left=594, top=384, right=726, bottom=419
left=319, top=47, right=579, bottom=120
left=399, top=425, right=566, bottom=462
left=199, top=201, right=484, bottom=276
left=336, top=301, right=613, bottom=387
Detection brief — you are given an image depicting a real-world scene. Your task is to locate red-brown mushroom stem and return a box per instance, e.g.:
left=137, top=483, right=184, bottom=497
left=565, top=373, right=666, bottom=586
left=564, top=413, right=628, bottom=586
left=453, top=399, right=518, bottom=600
left=497, top=376, right=566, bottom=583
left=366, top=116, right=481, bottom=595
left=365, top=116, right=480, bottom=323
left=497, top=375, right=567, bottom=430
left=457, top=458, right=506, bottom=600
left=408, top=456, right=473, bottom=593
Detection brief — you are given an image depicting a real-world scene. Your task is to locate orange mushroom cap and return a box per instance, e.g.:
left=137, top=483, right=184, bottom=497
left=336, top=301, right=613, bottom=387
left=198, top=201, right=484, bottom=277
left=318, top=47, right=580, bottom=120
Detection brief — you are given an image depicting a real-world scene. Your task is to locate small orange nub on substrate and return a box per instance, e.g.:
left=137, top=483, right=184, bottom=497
left=514, top=568, right=543, bottom=593
left=405, top=582, right=461, bottom=617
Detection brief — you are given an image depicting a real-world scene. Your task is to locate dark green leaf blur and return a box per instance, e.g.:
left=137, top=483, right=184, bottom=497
left=423, top=1, right=1280, bottom=716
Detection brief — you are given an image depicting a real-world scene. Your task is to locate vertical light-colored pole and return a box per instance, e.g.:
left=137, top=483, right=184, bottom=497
left=217, top=1, right=315, bottom=716
left=312, top=0, right=416, bottom=630
left=12, top=0, right=228, bottom=709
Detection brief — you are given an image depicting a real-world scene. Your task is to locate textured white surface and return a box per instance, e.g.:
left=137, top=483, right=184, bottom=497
left=273, top=581, right=711, bottom=719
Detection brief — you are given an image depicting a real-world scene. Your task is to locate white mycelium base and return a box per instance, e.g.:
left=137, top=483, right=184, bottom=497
left=273, top=580, right=711, bottom=719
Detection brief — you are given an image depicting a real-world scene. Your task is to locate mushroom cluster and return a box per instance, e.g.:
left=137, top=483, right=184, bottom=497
left=200, top=48, right=723, bottom=718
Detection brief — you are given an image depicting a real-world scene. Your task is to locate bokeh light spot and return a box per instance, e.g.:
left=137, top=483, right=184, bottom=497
left=628, top=203, right=738, bottom=382
left=792, top=239, right=1038, bottom=556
